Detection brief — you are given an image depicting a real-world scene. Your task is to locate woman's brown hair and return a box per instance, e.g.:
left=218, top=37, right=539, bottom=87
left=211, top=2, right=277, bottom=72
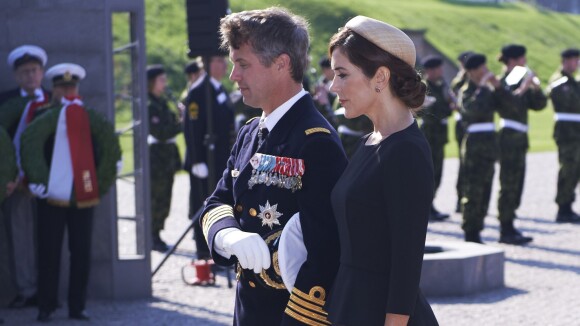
left=329, top=28, right=426, bottom=109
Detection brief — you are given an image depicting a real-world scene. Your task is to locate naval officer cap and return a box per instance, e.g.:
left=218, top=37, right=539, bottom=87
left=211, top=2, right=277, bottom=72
left=7, top=45, right=47, bottom=69
left=345, top=16, right=416, bottom=67
left=45, top=63, right=86, bottom=86
left=464, top=53, right=486, bottom=71
left=561, top=48, right=580, bottom=58
left=499, top=44, right=526, bottom=62
left=421, top=55, right=443, bottom=69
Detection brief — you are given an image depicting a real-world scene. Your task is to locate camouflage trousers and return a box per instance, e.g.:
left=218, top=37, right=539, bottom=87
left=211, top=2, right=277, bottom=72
left=555, top=140, right=580, bottom=205
left=425, top=137, right=445, bottom=194
left=150, top=143, right=180, bottom=234
left=498, top=130, right=528, bottom=222
left=455, top=121, right=466, bottom=202
left=461, top=133, right=497, bottom=233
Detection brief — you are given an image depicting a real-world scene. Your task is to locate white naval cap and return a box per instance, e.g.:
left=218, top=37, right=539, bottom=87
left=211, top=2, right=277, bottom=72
left=7, top=45, right=48, bottom=68
left=45, top=63, right=86, bottom=85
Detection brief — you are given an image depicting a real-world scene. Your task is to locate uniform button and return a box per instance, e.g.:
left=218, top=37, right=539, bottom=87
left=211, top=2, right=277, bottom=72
left=249, top=208, right=257, bottom=217
left=235, top=204, right=243, bottom=212
left=249, top=281, right=256, bottom=288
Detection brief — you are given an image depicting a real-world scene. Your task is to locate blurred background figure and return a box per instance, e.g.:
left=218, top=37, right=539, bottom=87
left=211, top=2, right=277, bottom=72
left=183, top=55, right=234, bottom=260
left=313, top=56, right=338, bottom=128
left=0, top=45, right=50, bottom=310
left=495, top=44, right=546, bottom=244
left=419, top=55, right=454, bottom=221
left=147, top=65, right=183, bottom=252
left=548, top=48, right=580, bottom=224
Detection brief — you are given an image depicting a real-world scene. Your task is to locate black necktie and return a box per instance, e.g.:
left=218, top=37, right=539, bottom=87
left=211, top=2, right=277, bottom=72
left=257, top=127, right=269, bottom=149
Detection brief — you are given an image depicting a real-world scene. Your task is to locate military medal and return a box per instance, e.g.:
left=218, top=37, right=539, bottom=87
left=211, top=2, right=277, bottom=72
left=258, top=200, right=283, bottom=229
left=247, top=153, right=305, bottom=191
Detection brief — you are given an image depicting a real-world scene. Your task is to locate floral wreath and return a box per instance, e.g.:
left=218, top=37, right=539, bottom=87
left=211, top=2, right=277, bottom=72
left=20, top=105, right=121, bottom=205
left=0, top=127, right=17, bottom=204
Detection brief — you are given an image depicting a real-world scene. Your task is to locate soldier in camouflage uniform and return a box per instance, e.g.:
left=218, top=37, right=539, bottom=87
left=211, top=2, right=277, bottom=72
left=450, top=51, right=473, bottom=213
left=496, top=44, right=547, bottom=244
left=419, top=55, right=453, bottom=220
left=458, top=54, right=511, bottom=243
left=147, top=65, right=182, bottom=251
left=547, top=48, right=580, bottom=223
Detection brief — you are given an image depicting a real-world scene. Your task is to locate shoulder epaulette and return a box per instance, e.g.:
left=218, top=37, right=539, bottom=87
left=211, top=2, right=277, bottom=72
left=550, top=76, right=569, bottom=90
left=245, top=116, right=260, bottom=125
left=305, top=127, right=330, bottom=135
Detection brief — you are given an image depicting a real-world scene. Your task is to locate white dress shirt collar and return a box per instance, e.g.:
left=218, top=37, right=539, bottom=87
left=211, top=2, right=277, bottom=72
left=260, top=88, right=308, bottom=131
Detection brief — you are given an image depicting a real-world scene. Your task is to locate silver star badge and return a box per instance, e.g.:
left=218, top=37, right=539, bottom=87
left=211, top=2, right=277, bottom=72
left=258, top=201, right=283, bottom=229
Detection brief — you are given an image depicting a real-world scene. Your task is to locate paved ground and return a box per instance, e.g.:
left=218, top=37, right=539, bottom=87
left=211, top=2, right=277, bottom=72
left=1, top=151, right=580, bottom=325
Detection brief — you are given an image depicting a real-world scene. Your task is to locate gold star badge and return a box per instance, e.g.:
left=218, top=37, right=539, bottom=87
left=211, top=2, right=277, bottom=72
left=258, top=201, right=283, bottom=229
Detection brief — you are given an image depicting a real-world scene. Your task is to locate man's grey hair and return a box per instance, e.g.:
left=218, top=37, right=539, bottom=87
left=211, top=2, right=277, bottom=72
left=220, top=7, right=310, bottom=83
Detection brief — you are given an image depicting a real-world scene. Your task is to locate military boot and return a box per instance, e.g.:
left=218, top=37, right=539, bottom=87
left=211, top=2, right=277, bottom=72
left=499, top=221, right=533, bottom=245
left=430, top=205, right=449, bottom=221
left=152, top=232, right=169, bottom=252
left=556, top=203, right=580, bottom=223
left=464, top=231, right=483, bottom=244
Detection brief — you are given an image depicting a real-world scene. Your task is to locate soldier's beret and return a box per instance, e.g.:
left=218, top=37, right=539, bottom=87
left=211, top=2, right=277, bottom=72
left=318, top=57, right=331, bottom=68
left=146, top=64, right=165, bottom=81
left=561, top=48, right=580, bottom=59
left=45, top=63, right=86, bottom=86
left=8, top=45, right=47, bottom=69
left=464, top=53, right=486, bottom=71
left=184, top=60, right=202, bottom=74
left=499, top=44, right=526, bottom=62
left=457, top=51, right=474, bottom=65
left=421, top=55, right=443, bottom=69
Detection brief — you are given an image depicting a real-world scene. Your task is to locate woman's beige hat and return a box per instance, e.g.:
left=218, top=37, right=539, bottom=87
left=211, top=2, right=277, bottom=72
left=345, top=16, right=416, bottom=67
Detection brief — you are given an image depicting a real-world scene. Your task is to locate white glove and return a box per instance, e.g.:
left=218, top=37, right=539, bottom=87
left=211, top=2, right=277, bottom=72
left=216, top=228, right=271, bottom=273
left=191, top=162, right=209, bottom=179
left=29, top=183, right=48, bottom=199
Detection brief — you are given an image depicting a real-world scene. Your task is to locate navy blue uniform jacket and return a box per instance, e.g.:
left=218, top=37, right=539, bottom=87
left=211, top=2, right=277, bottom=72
left=201, top=94, right=347, bottom=325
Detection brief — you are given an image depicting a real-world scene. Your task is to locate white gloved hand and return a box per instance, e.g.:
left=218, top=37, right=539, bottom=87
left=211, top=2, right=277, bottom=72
left=218, top=228, right=271, bottom=273
left=28, top=183, right=48, bottom=199
left=191, top=162, right=209, bottom=179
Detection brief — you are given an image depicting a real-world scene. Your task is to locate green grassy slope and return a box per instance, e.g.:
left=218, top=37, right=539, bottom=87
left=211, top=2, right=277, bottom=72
left=135, top=0, right=580, bottom=158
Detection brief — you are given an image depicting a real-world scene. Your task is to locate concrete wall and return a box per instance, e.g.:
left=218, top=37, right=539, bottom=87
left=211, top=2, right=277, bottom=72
left=0, top=0, right=151, bottom=300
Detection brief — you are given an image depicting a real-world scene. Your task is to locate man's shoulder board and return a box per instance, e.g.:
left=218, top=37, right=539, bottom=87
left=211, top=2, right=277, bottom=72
left=305, top=127, right=331, bottom=136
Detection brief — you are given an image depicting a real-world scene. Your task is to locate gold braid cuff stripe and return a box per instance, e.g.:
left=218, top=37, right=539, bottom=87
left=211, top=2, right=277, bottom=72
left=292, top=286, right=326, bottom=306
left=284, top=307, right=330, bottom=326
left=202, top=205, right=234, bottom=239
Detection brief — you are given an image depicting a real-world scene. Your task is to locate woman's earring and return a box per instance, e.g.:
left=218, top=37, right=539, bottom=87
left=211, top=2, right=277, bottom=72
left=375, top=87, right=381, bottom=93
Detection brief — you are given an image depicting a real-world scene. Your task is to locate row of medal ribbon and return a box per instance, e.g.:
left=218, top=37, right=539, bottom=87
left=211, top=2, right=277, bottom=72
left=248, top=153, right=305, bottom=192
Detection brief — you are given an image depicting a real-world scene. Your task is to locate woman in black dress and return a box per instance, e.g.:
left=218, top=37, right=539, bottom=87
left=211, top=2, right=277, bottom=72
left=326, top=16, right=439, bottom=326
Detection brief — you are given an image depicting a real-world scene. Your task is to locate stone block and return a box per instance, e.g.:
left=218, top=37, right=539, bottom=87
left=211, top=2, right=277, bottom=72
left=420, top=241, right=504, bottom=297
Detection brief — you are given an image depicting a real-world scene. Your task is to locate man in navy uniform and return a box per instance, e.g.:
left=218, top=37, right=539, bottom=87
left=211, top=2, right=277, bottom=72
left=200, top=7, right=347, bottom=326
left=184, top=55, right=235, bottom=259
left=0, top=45, right=50, bottom=309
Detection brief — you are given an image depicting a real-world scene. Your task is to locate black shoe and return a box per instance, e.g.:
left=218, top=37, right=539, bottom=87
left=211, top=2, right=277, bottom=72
left=556, top=211, right=580, bottom=223
left=430, top=206, right=449, bottom=221
left=465, top=232, right=483, bottom=244
left=69, top=310, right=90, bottom=321
left=455, top=200, right=462, bottom=213
left=152, top=233, right=169, bottom=252
left=499, top=232, right=533, bottom=245
left=8, top=295, right=27, bottom=309
left=24, top=294, right=38, bottom=307
left=37, top=310, right=53, bottom=322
